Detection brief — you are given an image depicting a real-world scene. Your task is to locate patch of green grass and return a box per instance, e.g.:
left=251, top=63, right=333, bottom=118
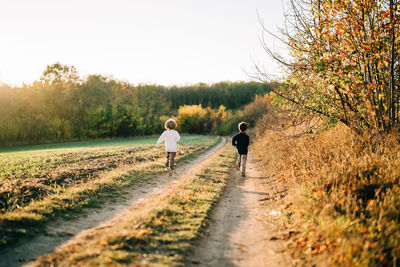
left=0, top=134, right=213, bottom=154
left=32, top=143, right=236, bottom=266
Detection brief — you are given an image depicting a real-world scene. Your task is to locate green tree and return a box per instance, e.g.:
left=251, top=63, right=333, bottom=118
left=40, top=63, right=80, bottom=85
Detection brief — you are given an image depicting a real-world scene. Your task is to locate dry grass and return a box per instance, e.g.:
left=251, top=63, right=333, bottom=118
left=254, top=124, right=400, bottom=266
left=28, top=143, right=236, bottom=267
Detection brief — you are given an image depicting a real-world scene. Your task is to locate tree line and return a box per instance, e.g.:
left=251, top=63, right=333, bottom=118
left=165, top=81, right=271, bottom=109
left=0, top=63, right=272, bottom=147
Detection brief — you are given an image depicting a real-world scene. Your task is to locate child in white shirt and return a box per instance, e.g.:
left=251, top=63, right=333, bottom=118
left=156, top=118, right=180, bottom=176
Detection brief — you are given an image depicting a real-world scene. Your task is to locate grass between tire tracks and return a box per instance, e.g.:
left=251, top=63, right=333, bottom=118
left=0, top=136, right=220, bottom=248
left=30, top=142, right=236, bottom=266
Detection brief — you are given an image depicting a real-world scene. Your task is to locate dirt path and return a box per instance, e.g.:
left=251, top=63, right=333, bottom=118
left=187, top=154, right=292, bottom=267
left=0, top=139, right=226, bottom=267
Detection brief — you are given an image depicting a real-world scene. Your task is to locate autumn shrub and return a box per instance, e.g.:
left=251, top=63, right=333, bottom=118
left=216, top=92, right=275, bottom=136
left=254, top=123, right=400, bottom=266
left=216, top=110, right=243, bottom=136
left=177, top=104, right=226, bottom=134
left=242, top=93, right=273, bottom=126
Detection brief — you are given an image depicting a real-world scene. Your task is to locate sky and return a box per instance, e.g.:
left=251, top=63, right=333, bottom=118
left=0, top=0, right=288, bottom=86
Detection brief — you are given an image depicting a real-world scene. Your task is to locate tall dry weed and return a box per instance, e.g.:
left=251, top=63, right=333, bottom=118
left=254, top=123, right=400, bottom=266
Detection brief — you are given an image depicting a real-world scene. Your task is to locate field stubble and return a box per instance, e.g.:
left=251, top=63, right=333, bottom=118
left=0, top=136, right=218, bottom=248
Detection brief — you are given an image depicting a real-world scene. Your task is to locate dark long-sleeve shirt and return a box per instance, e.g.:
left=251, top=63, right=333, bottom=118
left=232, top=132, right=249, bottom=155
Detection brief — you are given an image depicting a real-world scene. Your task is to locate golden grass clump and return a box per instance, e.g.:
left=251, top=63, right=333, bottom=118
left=254, top=124, right=400, bottom=266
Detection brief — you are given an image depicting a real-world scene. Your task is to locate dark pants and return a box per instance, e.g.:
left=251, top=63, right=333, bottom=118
left=166, top=152, right=176, bottom=170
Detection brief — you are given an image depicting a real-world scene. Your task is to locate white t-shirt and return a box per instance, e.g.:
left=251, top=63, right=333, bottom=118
left=156, top=130, right=180, bottom=152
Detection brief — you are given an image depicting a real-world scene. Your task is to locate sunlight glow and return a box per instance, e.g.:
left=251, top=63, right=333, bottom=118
left=0, top=0, right=287, bottom=86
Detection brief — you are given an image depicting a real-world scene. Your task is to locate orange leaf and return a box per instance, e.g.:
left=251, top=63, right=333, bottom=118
left=319, top=244, right=328, bottom=253
left=137, top=229, right=148, bottom=236
left=298, top=240, right=307, bottom=247
left=315, top=191, right=324, bottom=197
left=285, top=202, right=293, bottom=208
left=351, top=246, right=359, bottom=256
left=99, top=240, right=108, bottom=246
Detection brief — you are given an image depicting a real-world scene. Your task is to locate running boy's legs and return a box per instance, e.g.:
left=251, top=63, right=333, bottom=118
left=165, top=152, right=171, bottom=169
left=240, top=155, right=247, bottom=173
left=168, top=152, right=176, bottom=170
left=236, top=153, right=241, bottom=169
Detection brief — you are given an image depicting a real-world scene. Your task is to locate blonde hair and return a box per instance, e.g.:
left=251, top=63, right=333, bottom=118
left=165, top=118, right=177, bottom=130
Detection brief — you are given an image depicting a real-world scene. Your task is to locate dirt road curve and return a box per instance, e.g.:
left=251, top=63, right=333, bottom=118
left=187, top=154, right=291, bottom=267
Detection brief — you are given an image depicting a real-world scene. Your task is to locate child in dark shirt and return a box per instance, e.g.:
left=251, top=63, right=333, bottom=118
left=232, top=122, right=249, bottom=177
